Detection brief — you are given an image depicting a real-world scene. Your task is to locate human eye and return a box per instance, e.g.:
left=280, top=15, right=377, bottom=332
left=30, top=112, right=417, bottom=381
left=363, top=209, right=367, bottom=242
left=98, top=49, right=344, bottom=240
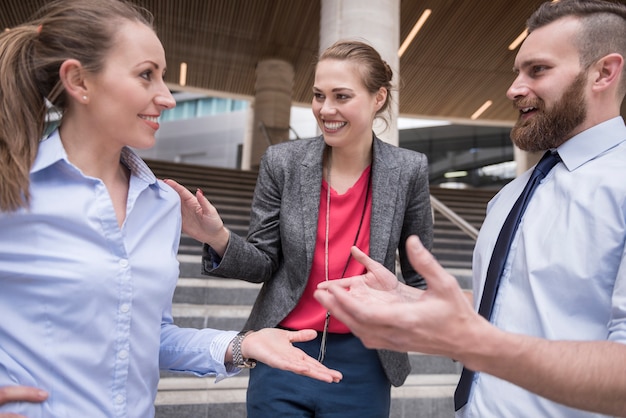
left=140, top=69, right=153, bottom=81
left=530, top=65, right=547, bottom=77
left=313, top=92, right=325, bottom=101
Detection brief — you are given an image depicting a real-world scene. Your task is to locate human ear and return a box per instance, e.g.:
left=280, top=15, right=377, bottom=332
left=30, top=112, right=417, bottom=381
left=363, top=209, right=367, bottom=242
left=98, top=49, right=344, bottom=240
left=59, top=59, right=89, bottom=103
left=374, top=87, right=387, bottom=111
left=591, top=53, right=623, bottom=93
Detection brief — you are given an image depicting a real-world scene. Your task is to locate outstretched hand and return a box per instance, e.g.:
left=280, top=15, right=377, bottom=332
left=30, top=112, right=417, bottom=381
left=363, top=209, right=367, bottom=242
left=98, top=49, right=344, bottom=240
left=243, top=329, right=343, bottom=383
left=0, top=385, right=48, bottom=417
left=163, top=179, right=229, bottom=255
left=317, top=244, right=423, bottom=303
left=314, top=235, right=487, bottom=360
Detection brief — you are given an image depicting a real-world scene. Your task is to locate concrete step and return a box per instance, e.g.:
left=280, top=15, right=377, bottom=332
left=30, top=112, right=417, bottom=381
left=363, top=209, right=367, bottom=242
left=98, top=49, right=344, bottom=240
left=164, top=256, right=465, bottom=418
left=155, top=372, right=459, bottom=418
left=172, top=303, right=251, bottom=330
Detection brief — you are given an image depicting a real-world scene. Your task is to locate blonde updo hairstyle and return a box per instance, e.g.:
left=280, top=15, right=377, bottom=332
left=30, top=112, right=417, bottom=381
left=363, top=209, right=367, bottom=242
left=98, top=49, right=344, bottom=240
left=317, top=40, right=394, bottom=128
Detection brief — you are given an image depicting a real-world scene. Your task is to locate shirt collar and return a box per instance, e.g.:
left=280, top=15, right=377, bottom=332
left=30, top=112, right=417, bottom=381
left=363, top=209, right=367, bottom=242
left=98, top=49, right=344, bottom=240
left=556, top=116, right=626, bottom=172
left=32, top=129, right=160, bottom=187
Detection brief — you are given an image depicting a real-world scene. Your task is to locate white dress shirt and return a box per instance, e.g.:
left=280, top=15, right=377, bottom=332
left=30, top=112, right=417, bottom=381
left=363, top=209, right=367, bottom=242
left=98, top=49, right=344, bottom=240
left=459, top=117, right=626, bottom=417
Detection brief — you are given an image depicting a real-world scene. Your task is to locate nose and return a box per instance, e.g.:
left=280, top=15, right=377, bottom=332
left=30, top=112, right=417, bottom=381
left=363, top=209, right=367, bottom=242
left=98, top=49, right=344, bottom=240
left=319, top=100, right=336, bottom=116
left=156, top=86, right=176, bottom=110
left=506, top=75, right=529, bottom=101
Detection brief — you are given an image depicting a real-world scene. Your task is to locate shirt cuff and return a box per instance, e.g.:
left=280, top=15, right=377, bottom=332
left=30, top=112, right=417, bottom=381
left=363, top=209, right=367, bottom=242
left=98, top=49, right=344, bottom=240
left=210, top=330, right=240, bottom=382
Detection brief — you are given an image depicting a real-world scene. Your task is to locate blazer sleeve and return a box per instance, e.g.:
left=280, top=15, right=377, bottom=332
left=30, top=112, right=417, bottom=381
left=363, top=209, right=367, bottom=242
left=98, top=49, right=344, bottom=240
left=201, top=147, right=283, bottom=283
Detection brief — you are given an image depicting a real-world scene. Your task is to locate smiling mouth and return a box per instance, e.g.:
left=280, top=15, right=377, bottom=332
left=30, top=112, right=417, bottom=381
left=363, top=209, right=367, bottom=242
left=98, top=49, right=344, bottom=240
left=323, top=121, right=347, bottom=130
left=139, top=115, right=159, bottom=123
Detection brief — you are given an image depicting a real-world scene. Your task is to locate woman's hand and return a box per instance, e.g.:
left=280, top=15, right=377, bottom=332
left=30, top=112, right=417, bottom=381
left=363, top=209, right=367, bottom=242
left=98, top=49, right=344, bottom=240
left=238, top=329, right=343, bottom=383
left=0, top=385, right=48, bottom=417
left=163, top=179, right=230, bottom=256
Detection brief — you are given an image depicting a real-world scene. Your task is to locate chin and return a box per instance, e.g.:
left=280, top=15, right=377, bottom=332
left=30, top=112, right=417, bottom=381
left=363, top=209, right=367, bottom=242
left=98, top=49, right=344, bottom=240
left=131, top=138, right=157, bottom=150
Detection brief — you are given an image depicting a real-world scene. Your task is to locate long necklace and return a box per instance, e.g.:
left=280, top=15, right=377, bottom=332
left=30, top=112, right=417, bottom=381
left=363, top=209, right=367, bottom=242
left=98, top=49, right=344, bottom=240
left=318, top=153, right=371, bottom=363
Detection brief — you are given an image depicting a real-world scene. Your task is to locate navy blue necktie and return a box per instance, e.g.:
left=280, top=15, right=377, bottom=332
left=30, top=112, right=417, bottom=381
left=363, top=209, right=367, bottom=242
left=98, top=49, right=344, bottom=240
left=454, top=150, right=561, bottom=411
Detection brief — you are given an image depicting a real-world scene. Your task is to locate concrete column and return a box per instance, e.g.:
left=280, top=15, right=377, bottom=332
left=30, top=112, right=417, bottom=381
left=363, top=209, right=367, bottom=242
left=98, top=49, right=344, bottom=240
left=319, top=0, right=400, bottom=145
left=244, top=59, right=294, bottom=170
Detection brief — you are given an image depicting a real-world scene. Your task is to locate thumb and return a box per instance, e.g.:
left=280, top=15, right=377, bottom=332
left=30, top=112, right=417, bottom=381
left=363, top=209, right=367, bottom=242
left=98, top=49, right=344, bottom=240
left=406, top=235, right=458, bottom=293
left=194, top=188, right=217, bottom=216
left=288, top=329, right=319, bottom=343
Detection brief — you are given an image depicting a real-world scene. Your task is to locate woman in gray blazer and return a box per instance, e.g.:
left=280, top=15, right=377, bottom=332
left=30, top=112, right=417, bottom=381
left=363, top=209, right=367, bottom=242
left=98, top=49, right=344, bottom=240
left=167, top=40, right=433, bottom=417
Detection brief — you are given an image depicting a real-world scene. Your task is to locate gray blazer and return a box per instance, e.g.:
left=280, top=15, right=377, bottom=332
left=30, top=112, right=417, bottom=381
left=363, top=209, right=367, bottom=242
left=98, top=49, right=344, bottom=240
left=202, top=135, right=433, bottom=386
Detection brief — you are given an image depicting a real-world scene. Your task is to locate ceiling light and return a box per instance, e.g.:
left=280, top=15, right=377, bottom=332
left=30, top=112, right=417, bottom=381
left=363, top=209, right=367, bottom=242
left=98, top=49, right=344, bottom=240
left=444, top=171, right=468, bottom=179
left=508, top=29, right=528, bottom=51
left=509, top=1, right=558, bottom=51
left=470, top=100, right=493, bottom=120
left=398, top=9, right=432, bottom=57
left=179, top=62, right=187, bottom=86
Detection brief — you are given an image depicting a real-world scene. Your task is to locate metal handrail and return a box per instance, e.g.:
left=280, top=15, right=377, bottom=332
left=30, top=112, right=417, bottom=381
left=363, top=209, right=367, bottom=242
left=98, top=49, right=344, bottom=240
left=430, top=194, right=479, bottom=241
left=259, top=122, right=302, bottom=144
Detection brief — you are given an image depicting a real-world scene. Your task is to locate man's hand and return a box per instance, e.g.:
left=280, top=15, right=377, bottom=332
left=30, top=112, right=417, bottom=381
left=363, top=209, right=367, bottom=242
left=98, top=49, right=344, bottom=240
left=314, top=235, right=487, bottom=360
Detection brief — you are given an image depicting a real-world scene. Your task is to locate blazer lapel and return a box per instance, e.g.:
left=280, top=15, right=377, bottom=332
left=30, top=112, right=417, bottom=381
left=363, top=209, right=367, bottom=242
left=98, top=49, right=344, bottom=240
left=370, top=138, right=400, bottom=263
left=300, top=137, right=326, bottom=269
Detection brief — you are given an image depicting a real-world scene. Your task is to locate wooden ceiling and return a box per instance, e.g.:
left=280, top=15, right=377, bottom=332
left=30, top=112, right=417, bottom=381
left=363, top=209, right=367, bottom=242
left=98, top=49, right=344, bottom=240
left=3, top=0, right=626, bottom=125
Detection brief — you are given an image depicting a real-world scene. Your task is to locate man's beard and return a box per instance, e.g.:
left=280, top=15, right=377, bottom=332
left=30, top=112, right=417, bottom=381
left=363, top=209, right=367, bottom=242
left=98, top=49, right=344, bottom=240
left=510, top=72, right=587, bottom=152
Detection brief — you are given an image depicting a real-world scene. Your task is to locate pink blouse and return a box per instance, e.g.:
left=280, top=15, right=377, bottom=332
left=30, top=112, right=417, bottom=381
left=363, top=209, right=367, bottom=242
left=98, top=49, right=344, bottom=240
left=280, top=166, right=372, bottom=333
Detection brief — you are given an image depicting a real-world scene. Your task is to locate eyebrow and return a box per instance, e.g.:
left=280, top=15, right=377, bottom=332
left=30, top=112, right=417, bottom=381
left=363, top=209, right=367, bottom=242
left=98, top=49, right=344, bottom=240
left=312, top=86, right=354, bottom=92
left=138, top=60, right=162, bottom=70
left=512, top=61, right=536, bottom=74
left=514, top=55, right=554, bottom=73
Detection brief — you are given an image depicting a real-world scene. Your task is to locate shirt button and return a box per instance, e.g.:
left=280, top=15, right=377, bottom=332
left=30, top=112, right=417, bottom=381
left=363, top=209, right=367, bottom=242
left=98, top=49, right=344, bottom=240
left=119, top=259, right=129, bottom=268
left=118, top=350, right=129, bottom=359
left=120, top=304, right=130, bottom=313
left=115, top=394, right=124, bottom=404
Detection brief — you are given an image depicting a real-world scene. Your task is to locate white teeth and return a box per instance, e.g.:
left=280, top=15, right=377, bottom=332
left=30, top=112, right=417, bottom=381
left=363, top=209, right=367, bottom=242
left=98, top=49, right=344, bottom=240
left=324, top=121, right=346, bottom=130
left=521, top=107, right=535, bottom=113
left=140, top=115, right=159, bottom=123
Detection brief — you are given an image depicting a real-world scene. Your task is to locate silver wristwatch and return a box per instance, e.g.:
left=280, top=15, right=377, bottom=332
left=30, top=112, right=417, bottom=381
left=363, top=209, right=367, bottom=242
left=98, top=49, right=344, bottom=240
left=232, top=331, right=257, bottom=368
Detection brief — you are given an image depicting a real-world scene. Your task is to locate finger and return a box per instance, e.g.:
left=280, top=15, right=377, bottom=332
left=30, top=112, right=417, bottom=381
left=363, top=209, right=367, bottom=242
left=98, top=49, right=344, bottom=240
left=316, top=286, right=401, bottom=350
left=406, top=235, right=458, bottom=293
left=314, top=285, right=363, bottom=331
left=350, top=246, right=394, bottom=280
left=286, top=329, right=318, bottom=343
left=350, top=245, right=382, bottom=271
left=302, top=364, right=343, bottom=383
left=194, top=188, right=217, bottom=216
left=163, top=179, right=191, bottom=197
left=0, top=386, right=48, bottom=404
left=282, top=353, right=343, bottom=383
left=317, top=277, right=355, bottom=291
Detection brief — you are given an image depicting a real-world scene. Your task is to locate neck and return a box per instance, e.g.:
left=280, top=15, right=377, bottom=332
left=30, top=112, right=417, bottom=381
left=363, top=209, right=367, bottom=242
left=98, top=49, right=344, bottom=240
left=325, top=141, right=372, bottom=176
left=324, top=144, right=372, bottom=194
left=59, top=120, right=124, bottom=182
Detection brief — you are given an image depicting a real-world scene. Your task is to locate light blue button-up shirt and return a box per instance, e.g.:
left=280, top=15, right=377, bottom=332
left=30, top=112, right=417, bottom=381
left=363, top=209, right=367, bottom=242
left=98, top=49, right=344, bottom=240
left=0, top=130, right=238, bottom=417
left=459, top=117, right=626, bottom=418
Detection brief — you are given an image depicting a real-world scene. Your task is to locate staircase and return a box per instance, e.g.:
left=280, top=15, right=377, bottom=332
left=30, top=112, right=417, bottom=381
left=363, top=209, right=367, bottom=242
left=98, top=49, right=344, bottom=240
left=429, top=186, right=497, bottom=289
left=146, top=160, right=496, bottom=418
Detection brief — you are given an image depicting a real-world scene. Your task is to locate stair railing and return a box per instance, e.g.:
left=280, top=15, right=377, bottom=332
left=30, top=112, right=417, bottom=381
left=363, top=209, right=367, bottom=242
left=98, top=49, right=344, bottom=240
left=430, top=195, right=479, bottom=241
